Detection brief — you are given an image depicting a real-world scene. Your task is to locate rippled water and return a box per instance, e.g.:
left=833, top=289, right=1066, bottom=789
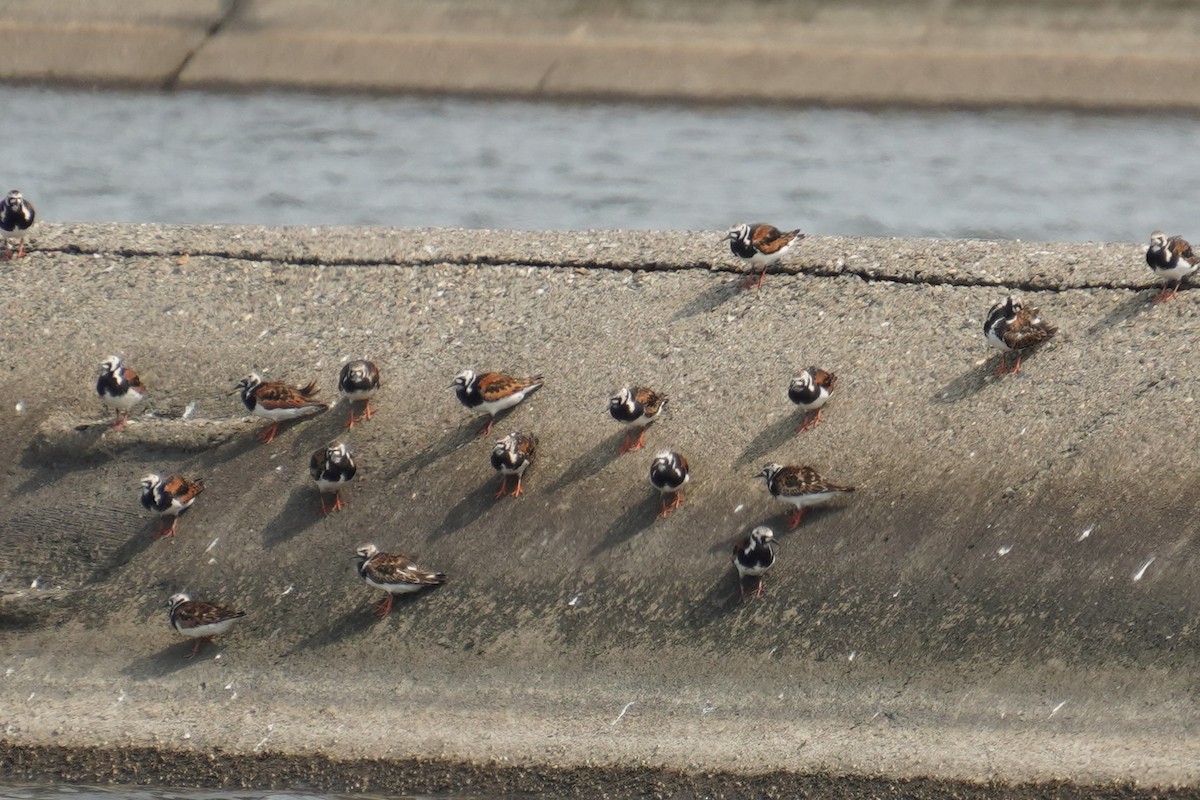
left=3, top=86, right=1198, bottom=242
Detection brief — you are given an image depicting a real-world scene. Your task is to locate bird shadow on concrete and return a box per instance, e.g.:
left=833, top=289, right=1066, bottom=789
left=547, top=430, right=627, bottom=493
left=930, top=345, right=1057, bottom=405
left=260, top=485, right=324, bottom=547
left=589, top=493, right=663, bottom=556
left=428, top=478, right=497, bottom=541
left=735, top=413, right=799, bottom=468
left=15, top=427, right=113, bottom=494
left=389, top=419, right=482, bottom=479
left=287, top=604, right=384, bottom=653
left=930, top=360, right=995, bottom=404
left=1086, top=291, right=1157, bottom=336
left=91, top=522, right=163, bottom=583
left=683, top=572, right=746, bottom=628
left=672, top=279, right=741, bottom=321
left=122, top=642, right=215, bottom=680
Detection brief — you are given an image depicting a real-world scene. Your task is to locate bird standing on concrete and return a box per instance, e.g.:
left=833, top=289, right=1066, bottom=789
left=310, top=441, right=356, bottom=515
left=167, top=593, right=246, bottom=658
left=354, top=543, right=446, bottom=618
left=1145, top=230, right=1198, bottom=303
left=0, top=189, right=35, bottom=259
left=733, top=525, right=777, bottom=600
left=788, top=367, right=836, bottom=432
left=725, top=222, right=805, bottom=289
left=234, top=372, right=328, bottom=444
left=338, top=359, right=380, bottom=428
left=649, top=450, right=690, bottom=518
left=983, top=295, right=1057, bottom=376
left=491, top=431, right=538, bottom=498
left=608, top=386, right=668, bottom=454
left=452, top=369, right=543, bottom=436
left=97, top=355, right=147, bottom=430
left=140, top=473, right=205, bottom=537
left=757, top=463, right=855, bottom=529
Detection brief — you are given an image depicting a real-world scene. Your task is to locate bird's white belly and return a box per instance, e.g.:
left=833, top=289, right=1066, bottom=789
left=781, top=490, right=836, bottom=509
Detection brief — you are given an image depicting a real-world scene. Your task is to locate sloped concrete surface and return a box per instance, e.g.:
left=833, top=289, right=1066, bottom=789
left=1, top=224, right=1199, bottom=796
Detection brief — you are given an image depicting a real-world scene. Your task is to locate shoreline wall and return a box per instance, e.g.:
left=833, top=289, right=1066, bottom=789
left=2, top=225, right=1200, bottom=796
left=4, top=1, right=1200, bottom=110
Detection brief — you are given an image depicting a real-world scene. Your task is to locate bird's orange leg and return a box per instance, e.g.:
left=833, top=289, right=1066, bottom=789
left=374, top=594, right=394, bottom=618
left=258, top=422, right=280, bottom=444
left=184, top=637, right=210, bottom=659
left=787, top=508, right=808, bottom=530
left=511, top=475, right=526, bottom=498
left=478, top=417, right=495, bottom=436
left=494, top=476, right=510, bottom=499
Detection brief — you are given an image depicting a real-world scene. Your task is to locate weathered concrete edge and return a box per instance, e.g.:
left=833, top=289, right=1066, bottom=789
left=5, top=1, right=1200, bottom=111
left=0, top=741, right=1179, bottom=800
left=34, top=222, right=1154, bottom=294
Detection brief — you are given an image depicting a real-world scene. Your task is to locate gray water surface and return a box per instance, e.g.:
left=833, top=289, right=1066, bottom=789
left=3, top=86, right=1196, bottom=241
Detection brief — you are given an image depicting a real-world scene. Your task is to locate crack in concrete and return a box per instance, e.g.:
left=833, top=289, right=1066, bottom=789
left=162, top=0, right=247, bottom=90
left=41, top=243, right=1159, bottom=295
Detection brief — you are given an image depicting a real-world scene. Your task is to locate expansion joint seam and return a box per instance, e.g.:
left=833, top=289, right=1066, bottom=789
left=42, top=245, right=1156, bottom=293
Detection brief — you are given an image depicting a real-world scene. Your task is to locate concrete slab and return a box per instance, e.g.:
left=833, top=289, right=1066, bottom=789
left=0, top=0, right=226, bottom=86
left=3, top=0, right=1200, bottom=107
left=1, top=224, right=1198, bottom=796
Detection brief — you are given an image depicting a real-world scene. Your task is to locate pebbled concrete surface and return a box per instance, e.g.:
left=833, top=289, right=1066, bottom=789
left=2, top=224, right=1200, bottom=796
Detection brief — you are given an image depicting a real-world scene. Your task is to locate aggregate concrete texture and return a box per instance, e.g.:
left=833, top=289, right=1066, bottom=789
left=2, top=224, right=1200, bottom=795
left=6, top=0, right=1200, bottom=107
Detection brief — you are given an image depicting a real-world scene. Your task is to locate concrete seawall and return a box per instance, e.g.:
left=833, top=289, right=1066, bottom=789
left=2, top=224, right=1200, bottom=797
left=7, top=0, right=1200, bottom=109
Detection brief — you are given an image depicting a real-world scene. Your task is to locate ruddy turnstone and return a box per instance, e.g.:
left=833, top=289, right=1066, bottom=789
left=788, top=367, right=836, bottom=432
left=0, top=190, right=35, bottom=259
left=310, top=441, right=356, bottom=515
left=338, top=359, right=380, bottom=428
left=733, top=525, right=777, bottom=600
left=1146, top=230, right=1198, bottom=303
left=649, top=449, right=690, bottom=518
left=140, top=473, right=205, bottom=537
left=725, top=222, right=806, bottom=289
left=608, top=386, right=668, bottom=454
left=354, top=543, right=446, bottom=618
left=167, top=592, right=246, bottom=658
left=234, top=372, right=328, bottom=443
left=756, top=463, right=855, bottom=529
left=491, top=431, right=538, bottom=498
left=983, top=295, right=1057, bottom=376
left=96, top=355, right=147, bottom=429
left=452, top=369, right=543, bottom=436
